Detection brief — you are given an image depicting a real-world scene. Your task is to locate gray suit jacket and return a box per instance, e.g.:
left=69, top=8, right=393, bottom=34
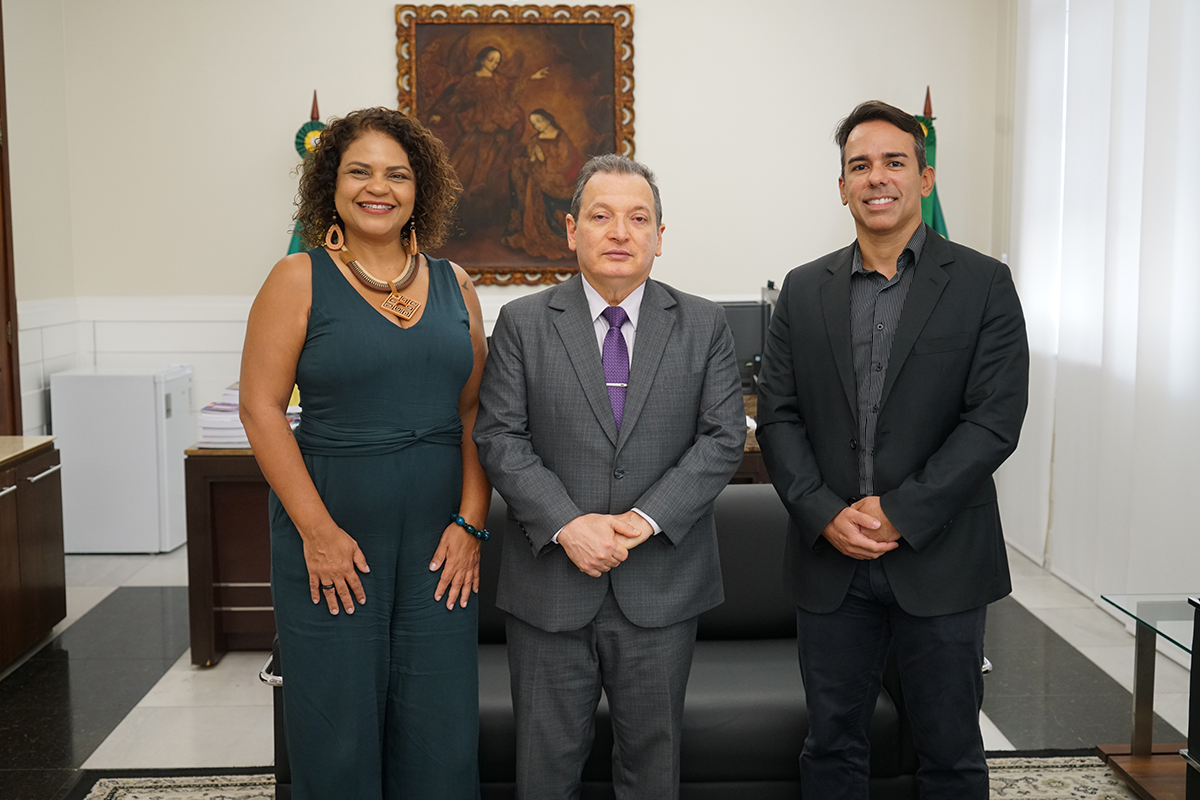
left=474, top=275, right=746, bottom=632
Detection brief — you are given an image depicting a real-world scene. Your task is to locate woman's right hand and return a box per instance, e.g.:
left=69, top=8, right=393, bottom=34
left=303, top=525, right=370, bottom=615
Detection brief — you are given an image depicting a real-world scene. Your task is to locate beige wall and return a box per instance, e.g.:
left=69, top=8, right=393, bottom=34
left=5, top=0, right=1015, bottom=301
left=5, top=0, right=76, bottom=301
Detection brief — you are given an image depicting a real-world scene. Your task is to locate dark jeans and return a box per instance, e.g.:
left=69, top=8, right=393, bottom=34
left=796, top=559, right=988, bottom=800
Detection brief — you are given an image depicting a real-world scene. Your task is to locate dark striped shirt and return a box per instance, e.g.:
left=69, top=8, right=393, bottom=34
left=850, top=223, right=928, bottom=496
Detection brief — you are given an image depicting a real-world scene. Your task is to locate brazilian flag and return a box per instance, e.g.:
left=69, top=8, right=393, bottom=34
left=288, top=99, right=326, bottom=254
left=915, top=113, right=948, bottom=239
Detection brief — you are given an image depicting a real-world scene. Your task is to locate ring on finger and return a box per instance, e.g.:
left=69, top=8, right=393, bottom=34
left=320, top=583, right=335, bottom=591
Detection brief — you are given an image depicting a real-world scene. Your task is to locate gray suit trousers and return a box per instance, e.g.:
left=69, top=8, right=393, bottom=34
left=505, top=588, right=698, bottom=800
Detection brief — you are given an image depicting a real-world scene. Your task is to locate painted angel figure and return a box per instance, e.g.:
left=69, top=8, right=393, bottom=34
left=425, top=45, right=549, bottom=198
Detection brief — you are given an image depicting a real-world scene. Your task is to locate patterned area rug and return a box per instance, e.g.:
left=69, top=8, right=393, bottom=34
left=74, top=757, right=1137, bottom=799
left=78, top=774, right=274, bottom=800
left=989, top=756, right=1139, bottom=798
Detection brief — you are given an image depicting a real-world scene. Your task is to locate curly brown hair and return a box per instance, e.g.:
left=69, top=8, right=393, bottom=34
left=294, top=107, right=461, bottom=251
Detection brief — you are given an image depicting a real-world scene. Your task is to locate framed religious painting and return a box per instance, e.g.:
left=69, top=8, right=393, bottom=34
left=396, top=4, right=634, bottom=285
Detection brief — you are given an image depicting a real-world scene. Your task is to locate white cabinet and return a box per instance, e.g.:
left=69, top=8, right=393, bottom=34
left=50, top=366, right=194, bottom=553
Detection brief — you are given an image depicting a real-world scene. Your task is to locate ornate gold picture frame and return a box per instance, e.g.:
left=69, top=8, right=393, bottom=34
left=396, top=4, right=635, bottom=285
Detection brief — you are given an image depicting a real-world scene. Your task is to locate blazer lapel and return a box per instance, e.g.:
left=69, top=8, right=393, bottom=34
left=820, top=245, right=858, bottom=416
left=880, top=234, right=952, bottom=407
left=551, top=277, right=619, bottom=446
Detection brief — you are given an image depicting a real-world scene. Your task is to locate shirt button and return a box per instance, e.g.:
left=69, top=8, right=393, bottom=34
left=872, top=404, right=879, bottom=413
left=876, top=323, right=884, bottom=331
left=875, top=363, right=883, bottom=372
left=613, top=468, right=625, bottom=479
left=850, top=439, right=858, bottom=450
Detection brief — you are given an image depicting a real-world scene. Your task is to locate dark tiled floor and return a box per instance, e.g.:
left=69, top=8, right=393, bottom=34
left=0, top=768, right=78, bottom=800
left=0, top=587, right=189, bottom=799
left=982, top=596, right=1184, bottom=749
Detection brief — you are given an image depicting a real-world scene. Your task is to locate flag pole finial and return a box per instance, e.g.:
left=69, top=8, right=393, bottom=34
left=310, top=91, right=320, bottom=122
left=924, top=87, right=932, bottom=118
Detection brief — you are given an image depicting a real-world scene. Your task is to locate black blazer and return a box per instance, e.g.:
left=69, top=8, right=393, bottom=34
left=756, top=230, right=1029, bottom=617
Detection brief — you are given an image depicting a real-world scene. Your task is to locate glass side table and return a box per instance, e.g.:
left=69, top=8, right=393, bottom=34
left=1101, top=594, right=1198, bottom=799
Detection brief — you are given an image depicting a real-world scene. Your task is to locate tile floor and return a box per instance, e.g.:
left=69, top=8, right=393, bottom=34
left=1004, top=545, right=1191, bottom=739
left=0, top=544, right=1191, bottom=799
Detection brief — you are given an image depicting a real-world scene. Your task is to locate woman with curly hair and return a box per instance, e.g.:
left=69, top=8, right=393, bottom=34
left=240, top=106, right=488, bottom=799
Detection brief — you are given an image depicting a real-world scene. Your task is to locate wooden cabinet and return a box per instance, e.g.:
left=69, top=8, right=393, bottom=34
left=0, top=466, right=23, bottom=668
left=16, top=447, right=66, bottom=648
left=185, top=449, right=274, bottom=667
left=0, top=439, right=66, bottom=671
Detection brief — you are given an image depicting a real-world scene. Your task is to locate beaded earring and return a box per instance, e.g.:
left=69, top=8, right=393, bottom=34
left=324, top=212, right=344, bottom=250
left=407, top=217, right=419, bottom=257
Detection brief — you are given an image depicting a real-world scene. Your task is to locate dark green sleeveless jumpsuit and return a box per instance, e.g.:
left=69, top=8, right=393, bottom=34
left=270, top=249, right=479, bottom=800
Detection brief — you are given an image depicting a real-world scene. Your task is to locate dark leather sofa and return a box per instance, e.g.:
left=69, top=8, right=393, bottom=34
left=270, top=482, right=919, bottom=799
left=477, top=482, right=920, bottom=799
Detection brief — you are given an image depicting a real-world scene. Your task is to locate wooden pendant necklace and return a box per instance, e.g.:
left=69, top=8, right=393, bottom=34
left=338, top=247, right=421, bottom=321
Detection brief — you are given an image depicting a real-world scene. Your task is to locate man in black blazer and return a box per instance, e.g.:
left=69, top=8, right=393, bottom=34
left=757, top=101, right=1029, bottom=799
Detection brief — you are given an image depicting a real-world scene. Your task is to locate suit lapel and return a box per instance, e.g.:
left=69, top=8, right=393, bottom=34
left=880, top=234, right=952, bottom=407
left=616, top=280, right=675, bottom=453
left=820, top=245, right=858, bottom=416
left=551, top=277, right=619, bottom=446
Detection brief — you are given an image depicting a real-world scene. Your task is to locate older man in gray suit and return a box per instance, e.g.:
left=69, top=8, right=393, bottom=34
left=474, top=154, right=746, bottom=799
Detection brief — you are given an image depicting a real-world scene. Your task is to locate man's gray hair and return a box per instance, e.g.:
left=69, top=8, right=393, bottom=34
left=568, top=154, right=663, bottom=225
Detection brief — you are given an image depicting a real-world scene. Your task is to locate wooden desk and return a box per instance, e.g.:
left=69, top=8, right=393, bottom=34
left=732, top=394, right=770, bottom=484
left=185, top=448, right=275, bottom=666
left=186, top=402, right=770, bottom=666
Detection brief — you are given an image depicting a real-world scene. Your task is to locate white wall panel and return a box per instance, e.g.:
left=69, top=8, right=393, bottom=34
left=19, top=362, right=44, bottom=395
left=17, top=329, right=42, bottom=368
left=94, top=321, right=247, bottom=355
left=42, top=323, right=83, bottom=361
left=76, top=297, right=254, bottom=323
left=21, top=390, right=46, bottom=433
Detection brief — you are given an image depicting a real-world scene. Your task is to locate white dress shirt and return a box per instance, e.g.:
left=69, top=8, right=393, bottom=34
left=582, top=275, right=643, bottom=364
left=551, top=278, right=661, bottom=543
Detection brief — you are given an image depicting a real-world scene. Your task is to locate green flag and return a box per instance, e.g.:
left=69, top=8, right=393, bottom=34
left=289, top=94, right=327, bottom=254
left=286, top=226, right=306, bottom=256
left=914, top=113, right=948, bottom=239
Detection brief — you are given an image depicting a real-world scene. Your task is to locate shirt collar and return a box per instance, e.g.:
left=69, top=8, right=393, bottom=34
left=852, top=222, right=929, bottom=276
left=582, top=277, right=645, bottom=330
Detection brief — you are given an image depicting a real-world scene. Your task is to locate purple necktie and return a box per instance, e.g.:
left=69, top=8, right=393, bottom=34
left=601, top=306, right=629, bottom=430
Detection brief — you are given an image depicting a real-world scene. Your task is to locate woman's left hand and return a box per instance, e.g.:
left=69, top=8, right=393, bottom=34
left=429, top=523, right=481, bottom=610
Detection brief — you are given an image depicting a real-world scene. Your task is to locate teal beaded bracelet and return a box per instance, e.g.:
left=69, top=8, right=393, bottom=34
left=451, top=513, right=490, bottom=541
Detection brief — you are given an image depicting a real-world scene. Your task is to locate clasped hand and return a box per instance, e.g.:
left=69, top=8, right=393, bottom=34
left=821, top=496, right=901, bottom=560
left=558, top=512, right=653, bottom=578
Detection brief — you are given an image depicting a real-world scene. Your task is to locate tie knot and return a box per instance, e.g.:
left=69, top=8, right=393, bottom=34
left=602, top=305, right=628, bottom=330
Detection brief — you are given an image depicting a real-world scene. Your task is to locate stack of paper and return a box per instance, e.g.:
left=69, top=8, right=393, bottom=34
left=196, top=383, right=300, bottom=449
